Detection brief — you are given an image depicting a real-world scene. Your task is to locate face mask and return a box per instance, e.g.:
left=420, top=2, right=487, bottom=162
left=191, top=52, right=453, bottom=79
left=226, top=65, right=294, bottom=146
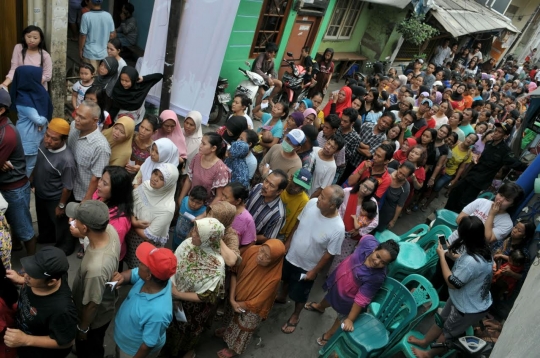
left=281, top=140, right=295, bottom=153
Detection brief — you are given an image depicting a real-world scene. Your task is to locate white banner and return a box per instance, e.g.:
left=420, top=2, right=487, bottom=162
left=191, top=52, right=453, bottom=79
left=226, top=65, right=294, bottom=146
left=140, top=0, right=241, bottom=124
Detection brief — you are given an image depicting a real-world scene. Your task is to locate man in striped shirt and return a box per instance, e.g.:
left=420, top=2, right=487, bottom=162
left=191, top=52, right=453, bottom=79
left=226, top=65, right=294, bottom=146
left=246, top=169, right=288, bottom=244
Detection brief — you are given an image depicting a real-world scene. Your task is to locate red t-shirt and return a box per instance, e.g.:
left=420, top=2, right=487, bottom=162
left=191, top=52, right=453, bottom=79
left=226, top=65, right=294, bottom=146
left=351, top=161, right=391, bottom=199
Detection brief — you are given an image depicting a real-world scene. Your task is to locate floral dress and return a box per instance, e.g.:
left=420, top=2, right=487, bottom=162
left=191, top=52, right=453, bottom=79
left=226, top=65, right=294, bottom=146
left=188, top=153, right=231, bottom=204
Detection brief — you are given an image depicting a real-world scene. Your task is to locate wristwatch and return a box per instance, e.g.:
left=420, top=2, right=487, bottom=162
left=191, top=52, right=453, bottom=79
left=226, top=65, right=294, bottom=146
left=58, top=203, right=65, bottom=209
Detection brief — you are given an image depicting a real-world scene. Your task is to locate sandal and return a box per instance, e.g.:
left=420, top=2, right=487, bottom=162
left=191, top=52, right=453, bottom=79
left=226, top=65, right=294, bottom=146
left=304, top=302, right=325, bottom=314
left=217, top=348, right=237, bottom=358
left=317, top=333, right=329, bottom=346
left=281, top=319, right=299, bottom=334
left=77, top=245, right=85, bottom=259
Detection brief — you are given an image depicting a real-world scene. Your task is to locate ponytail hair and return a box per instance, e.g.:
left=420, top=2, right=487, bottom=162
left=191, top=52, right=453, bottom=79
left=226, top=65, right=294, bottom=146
left=204, top=132, right=227, bottom=159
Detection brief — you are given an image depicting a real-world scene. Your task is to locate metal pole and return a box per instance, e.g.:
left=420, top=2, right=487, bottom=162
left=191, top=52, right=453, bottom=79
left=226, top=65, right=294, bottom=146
left=159, top=0, right=185, bottom=113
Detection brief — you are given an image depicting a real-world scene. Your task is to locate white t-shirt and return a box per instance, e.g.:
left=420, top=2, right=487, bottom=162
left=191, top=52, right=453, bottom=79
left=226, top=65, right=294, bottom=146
left=286, top=198, right=345, bottom=271
left=448, top=198, right=513, bottom=244
left=434, top=115, right=448, bottom=129
left=72, top=80, right=92, bottom=107
left=306, top=147, right=337, bottom=196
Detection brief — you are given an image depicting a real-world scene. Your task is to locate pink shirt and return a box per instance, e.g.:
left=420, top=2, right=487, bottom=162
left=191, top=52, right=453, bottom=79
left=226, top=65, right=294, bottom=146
left=92, top=191, right=131, bottom=260
left=7, top=44, right=52, bottom=90
left=231, top=208, right=257, bottom=246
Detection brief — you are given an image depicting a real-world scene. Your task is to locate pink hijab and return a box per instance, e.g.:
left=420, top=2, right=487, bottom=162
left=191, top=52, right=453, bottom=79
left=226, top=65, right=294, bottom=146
left=153, top=110, right=187, bottom=159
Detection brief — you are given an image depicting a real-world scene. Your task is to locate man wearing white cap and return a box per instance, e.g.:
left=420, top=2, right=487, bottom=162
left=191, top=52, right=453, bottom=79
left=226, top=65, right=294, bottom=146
left=259, top=129, right=306, bottom=178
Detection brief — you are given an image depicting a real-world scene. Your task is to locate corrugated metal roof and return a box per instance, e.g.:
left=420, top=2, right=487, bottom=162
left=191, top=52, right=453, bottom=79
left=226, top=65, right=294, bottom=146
left=430, top=0, right=519, bottom=37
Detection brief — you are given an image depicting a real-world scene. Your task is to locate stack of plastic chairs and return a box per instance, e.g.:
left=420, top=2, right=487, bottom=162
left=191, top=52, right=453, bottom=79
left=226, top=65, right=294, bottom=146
left=381, top=301, right=474, bottom=358
left=375, top=224, right=430, bottom=243
left=319, top=277, right=417, bottom=358
left=431, top=209, right=458, bottom=231
left=387, top=226, right=453, bottom=281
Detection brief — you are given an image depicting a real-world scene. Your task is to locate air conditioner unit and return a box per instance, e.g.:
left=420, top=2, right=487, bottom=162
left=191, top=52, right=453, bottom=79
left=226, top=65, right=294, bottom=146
left=294, top=0, right=330, bottom=17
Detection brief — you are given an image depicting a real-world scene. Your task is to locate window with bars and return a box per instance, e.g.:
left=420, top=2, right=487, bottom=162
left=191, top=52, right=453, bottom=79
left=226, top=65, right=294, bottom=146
left=250, top=0, right=293, bottom=58
left=324, top=0, right=363, bottom=40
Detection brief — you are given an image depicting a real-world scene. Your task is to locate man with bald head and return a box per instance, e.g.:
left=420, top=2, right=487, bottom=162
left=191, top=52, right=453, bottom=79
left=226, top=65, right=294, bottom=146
left=68, top=100, right=111, bottom=201
left=33, top=118, right=77, bottom=254
left=277, top=185, right=345, bottom=334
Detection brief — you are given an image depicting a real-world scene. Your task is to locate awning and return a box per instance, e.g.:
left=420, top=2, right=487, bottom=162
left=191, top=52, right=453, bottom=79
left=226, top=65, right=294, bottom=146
left=361, top=0, right=411, bottom=10
left=429, top=0, right=520, bottom=38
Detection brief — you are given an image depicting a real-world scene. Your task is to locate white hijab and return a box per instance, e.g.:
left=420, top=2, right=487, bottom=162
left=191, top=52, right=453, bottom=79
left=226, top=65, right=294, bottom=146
left=135, top=163, right=179, bottom=243
left=183, top=111, right=203, bottom=167
left=139, top=138, right=180, bottom=182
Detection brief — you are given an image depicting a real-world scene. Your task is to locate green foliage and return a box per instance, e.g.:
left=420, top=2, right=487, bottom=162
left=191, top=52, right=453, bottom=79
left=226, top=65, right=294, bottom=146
left=397, top=13, right=439, bottom=47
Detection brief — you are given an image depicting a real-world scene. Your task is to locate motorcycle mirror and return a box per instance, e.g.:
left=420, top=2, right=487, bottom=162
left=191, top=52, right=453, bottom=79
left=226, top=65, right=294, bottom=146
left=245, top=61, right=251, bottom=67
left=287, top=52, right=293, bottom=57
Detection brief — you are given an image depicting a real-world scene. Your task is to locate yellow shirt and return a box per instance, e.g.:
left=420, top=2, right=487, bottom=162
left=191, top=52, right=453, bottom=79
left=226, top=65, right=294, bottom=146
left=446, top=145, right=472, bottom=176
left=279, top=189, right=309, bottom=237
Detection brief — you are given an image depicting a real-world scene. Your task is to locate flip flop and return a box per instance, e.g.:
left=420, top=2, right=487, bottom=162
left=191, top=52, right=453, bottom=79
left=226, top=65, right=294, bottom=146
left=317, top=333, right=329, bottom=346
left=304, top=302, right=324, bottom=314
left=217, top=348, right=237, bottom=358
left=281, top=319, right=299, bottom=334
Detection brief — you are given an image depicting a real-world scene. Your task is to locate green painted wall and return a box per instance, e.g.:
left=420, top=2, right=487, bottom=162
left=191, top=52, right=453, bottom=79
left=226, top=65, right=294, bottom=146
left=317, top=3, right=406, bottom=62
left=219, top=0, right=336, bottom=94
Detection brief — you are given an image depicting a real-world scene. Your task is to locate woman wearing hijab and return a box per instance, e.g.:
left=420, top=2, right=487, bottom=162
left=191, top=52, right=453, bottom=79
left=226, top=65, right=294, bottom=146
left=207, top=201, right=242, bottom=264
left=322, top=86, right=352, bottom=117
left=183, top=111, right=203, bottom=171
left=153, top=109, right=188, bottom=162
left=110, top=66, right=164, bottom=124
left=125, top=163, right=178, bottom=269
left=10, top=65, right=53, bottom=176
left=92, top=56, right=119, bottom=98
left=450, top=83, right=466, bottom=111
left=284, top=112, right=305, bottom=136
left=133, top=138, right=180, bottom=185
left=167, top=218, right=226, bottom=358
left=220, top=116, right=248, bottom=144
left=102, top=116, right=135, bottom=166
left=216, top=239, right=286, bottom=357
left=303, top=108, right=318, bottom=126
left=224, top=141, right=250, bottom=188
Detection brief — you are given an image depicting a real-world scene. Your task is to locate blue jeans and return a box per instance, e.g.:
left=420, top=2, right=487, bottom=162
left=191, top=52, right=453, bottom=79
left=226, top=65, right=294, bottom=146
left=433, top=173, right=454, bottom=192
left=0, top=181, right=34, bottom=241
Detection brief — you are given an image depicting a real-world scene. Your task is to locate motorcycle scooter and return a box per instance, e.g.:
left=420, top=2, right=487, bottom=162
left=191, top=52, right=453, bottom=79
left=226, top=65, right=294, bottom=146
left=208, top=76, right=230, bottom=124
left=235, top=61, right=270, bottom=116
left=275, top=52, right=315, bottom=105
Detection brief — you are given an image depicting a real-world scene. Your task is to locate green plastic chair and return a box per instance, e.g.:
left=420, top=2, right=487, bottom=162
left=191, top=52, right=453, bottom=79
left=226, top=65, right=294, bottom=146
left=375, top=224, right=430, bottom=243
left=319, top=277, right=417, bottom=358
left=477, top=191, right=495, bottom=200
left=387, top=226, right=453, bottom=281
left=370, top=274, right=440, bottom=351
left=431, top=209, right=458, bottom=231
left=381, top=301, right=474, bottom=358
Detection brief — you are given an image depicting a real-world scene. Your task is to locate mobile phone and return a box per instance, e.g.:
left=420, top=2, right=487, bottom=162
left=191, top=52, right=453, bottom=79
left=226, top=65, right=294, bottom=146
left=438, top=234, right=448, bottom=250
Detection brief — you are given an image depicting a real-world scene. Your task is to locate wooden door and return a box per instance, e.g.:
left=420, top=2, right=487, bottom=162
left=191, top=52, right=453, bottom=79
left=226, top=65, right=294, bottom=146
left=278, top=15, right=321, bottom=79
left=0, top=0, right=26, bottom=84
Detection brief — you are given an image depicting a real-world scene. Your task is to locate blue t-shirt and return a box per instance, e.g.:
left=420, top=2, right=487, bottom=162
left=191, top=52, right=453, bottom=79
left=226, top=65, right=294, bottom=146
left=114, top=268, right=173, bottom=355
left=80, top=11, right=115, bottom=60
left=260, top=113, right=284, bottom=138
left=175, top=197, right=206, bottom=243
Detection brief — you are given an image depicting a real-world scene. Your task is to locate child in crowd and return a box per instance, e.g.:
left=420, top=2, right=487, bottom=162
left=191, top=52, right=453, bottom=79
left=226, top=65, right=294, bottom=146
left=252, top=126, right=274, bottom=156
left=71, top=63, right=95, bottom=109
left=491, top=249, right=526, bottom=300
left=301, top=46, right=313, bottom=85
left=83, top=86, right=112, bottom=130
left=351, top=200, right=378, bottom=231
left=173, top=186, right=208, bottom=251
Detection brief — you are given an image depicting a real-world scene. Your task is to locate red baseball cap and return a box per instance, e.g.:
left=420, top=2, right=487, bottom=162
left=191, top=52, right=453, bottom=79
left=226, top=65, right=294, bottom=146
left=136, top=242, right=177, bottom=280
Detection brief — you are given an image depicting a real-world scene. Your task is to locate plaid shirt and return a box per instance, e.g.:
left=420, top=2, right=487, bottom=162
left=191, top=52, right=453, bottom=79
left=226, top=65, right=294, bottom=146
left=246, top=183, right=286, bottom=239
left=358, top=122, right=386, bottom=162
left=68, top=122, right=111, bottom=200
left=337, top=128, right=362, bottom=167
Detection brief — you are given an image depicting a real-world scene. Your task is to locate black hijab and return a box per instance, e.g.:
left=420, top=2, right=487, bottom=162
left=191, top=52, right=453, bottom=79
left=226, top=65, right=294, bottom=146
left=93, top=57, right=119, bottom=97
left=111, top=66, right=163, bottom=111
left=222, top=116, right=248, bottom=144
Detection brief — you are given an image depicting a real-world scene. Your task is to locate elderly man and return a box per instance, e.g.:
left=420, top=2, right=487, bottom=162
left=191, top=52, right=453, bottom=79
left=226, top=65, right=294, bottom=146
left=68, top=100, right=110, bottom=202
left=32, top=118, right=77, bottom=254
left=277, top=185, right=345, bottom=334
left=246, top=169, right=288, bottom=244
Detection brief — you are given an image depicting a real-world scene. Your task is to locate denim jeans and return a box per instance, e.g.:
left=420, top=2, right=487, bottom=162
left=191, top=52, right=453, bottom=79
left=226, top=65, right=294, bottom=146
left=433, top=173, right=454, bottom=192
left=0, top=181, right=34, bottom=241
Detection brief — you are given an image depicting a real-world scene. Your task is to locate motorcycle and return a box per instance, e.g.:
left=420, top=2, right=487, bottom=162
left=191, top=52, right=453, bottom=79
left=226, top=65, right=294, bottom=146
left=208, top=76, right=230, bottom=124
left=275, top=52, right=315, bottom=105
left=235, top=61, right=268, bottom=116
left=430, top=335, right=493, bottom=357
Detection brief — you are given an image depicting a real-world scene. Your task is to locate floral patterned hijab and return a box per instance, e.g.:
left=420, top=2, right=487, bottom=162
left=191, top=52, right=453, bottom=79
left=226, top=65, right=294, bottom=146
left=224, top=141, right=250, bottom=188
left=174, top=218, right=225, bottom=294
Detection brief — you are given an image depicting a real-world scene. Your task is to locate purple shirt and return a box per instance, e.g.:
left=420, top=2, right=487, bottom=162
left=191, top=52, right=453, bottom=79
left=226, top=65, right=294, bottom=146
left=232, top=208, right=257, bottom=246
left=323, top=235, right=386, bottom=315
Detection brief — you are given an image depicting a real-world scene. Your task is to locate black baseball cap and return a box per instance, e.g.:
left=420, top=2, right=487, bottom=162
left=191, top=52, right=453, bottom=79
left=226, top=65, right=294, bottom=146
left=21, top=246, right=69, bottom=279
left=494, top=122, right=512, bottom=134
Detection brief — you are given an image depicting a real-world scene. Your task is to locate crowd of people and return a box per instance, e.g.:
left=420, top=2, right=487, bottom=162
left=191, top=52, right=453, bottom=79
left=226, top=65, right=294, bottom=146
left=0, top=8, right=539, bottom=358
